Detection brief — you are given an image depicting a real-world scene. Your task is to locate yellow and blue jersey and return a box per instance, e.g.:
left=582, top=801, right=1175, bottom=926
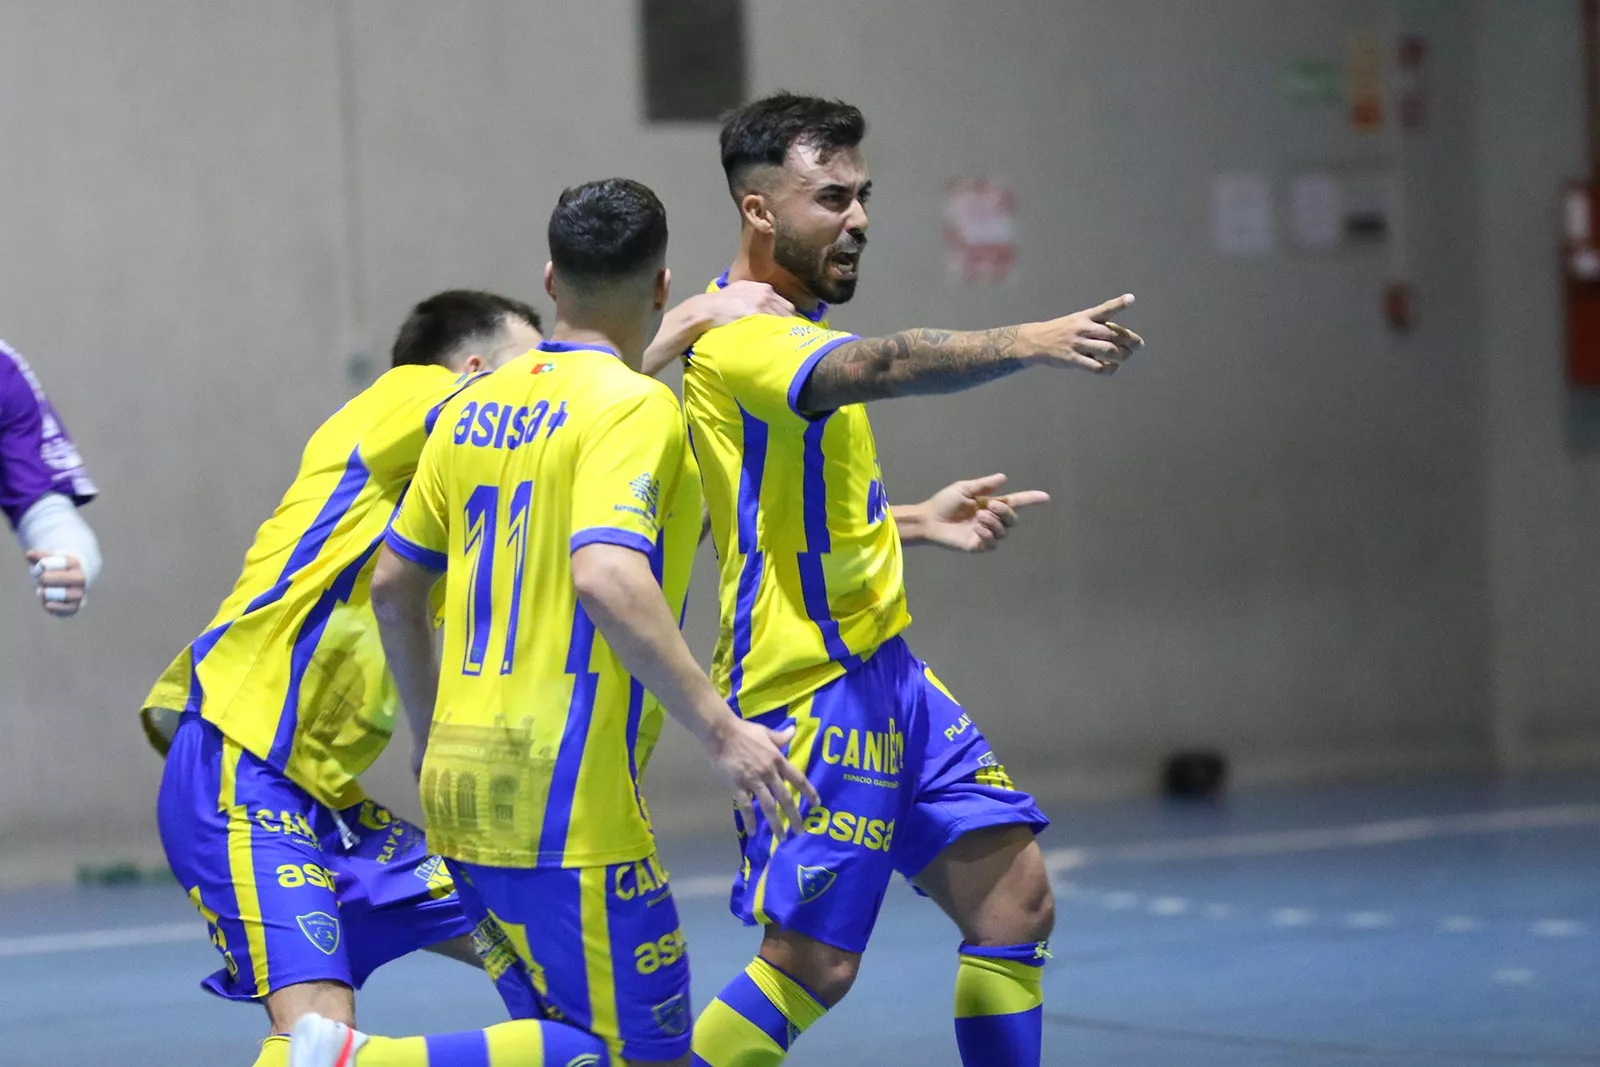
left=385, top=341, right=701, bottom=870
left=681, top=275, right=912, bottom=718
left=141, top=363, right=485, bottom=809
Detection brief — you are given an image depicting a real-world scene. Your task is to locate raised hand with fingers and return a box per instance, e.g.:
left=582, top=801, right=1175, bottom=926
left=1023, top=293, right=1144, bottom=374
left=711, top=718, right=821, bottom=836
left=902, top=474, right=1051, bottom=553
left=28, top=551, right=87, bottom=617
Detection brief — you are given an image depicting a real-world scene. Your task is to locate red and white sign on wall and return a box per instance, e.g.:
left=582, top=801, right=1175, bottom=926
left=943, top=178, right=1016, bottom=285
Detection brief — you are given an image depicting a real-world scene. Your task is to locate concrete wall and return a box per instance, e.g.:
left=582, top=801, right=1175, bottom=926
left=0, top=0, right=1589, bottom=880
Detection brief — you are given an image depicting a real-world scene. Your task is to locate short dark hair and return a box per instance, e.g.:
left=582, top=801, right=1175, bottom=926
left=390, top=290, right=542, bottom=368
left=719, top=92, right=866, bottom=196
left=547, top=178, right=669, bottom=283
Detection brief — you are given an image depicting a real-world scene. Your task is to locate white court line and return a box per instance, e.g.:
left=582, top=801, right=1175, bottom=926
left=5, top=801, right=1594, bottom=960
left=0, top=921, right=196, bottom=958
left=1045, top=802, right=1600, bottom=871
left=1491, top=967, right=1536, bottom=985
left=1269, top=908, right=1314, bottom=927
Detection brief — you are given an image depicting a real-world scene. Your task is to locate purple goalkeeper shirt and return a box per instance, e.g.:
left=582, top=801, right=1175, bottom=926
left=0, top=339, right=96, bottom=529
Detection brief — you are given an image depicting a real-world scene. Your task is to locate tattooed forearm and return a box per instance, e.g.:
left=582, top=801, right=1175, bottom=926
left=797, top=326, right=1029, bottom=411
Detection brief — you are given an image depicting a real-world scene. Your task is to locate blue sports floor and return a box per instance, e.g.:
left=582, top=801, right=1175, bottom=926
left=1, top=773, right=1595, bottom=1066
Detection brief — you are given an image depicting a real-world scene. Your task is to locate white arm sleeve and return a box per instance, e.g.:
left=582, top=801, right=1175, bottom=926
left=16, top=492, right=102, bottom=588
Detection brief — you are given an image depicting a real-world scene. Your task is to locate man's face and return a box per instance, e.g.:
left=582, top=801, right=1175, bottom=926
left=765, top=141, right=871, bottom=305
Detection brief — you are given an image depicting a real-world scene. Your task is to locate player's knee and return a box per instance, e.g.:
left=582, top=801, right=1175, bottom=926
left=759, top=928, right=861, bottom=1006
left=1022, top=874, right=1056, bottom=942
left=1006, top=846, right=1055, bottom=942
left=263, top=980, right=355, bottom=1034
left=805, top=952, right=861, bottom=1005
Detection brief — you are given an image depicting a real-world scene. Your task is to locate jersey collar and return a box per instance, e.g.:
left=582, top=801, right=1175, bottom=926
left=715, top=270, right=828, bottom=323
left=536, top=339, right=620, bottom=358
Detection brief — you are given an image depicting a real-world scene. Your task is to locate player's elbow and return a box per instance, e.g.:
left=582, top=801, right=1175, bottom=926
left=571, top=543, right=649, bottom=610
left=369, top=548, right=424, bottom=625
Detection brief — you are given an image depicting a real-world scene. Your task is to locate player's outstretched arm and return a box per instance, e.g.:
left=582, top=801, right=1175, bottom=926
left=370, top=546, right=443, bottom=775
left=642, top=281, right=796, bottom=377
left=893, top=473, right=1051, bottom=552
left=797, top=294, right=1143, bottom=412
left=572, top=542, right=820, bottom=831
left=16, top=493, right=100, bottom=618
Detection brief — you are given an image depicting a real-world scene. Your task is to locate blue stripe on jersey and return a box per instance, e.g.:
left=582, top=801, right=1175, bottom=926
left=384, top=528, right=447, bottom=571
left=569, top=528, right=656, bottom=557
left=735, top=406, right=768, bottom=554
left=540, top=604, right=600, bottom=860
left=727, top=405, right=770, bottom=714
left=800, top=415, right=832, bottom=553
left=725, top=550, right=764, bottom=716
left=650, top=526, right=666, bottom=585
left=625, top=676, right=647, bottom=820
left=797, top=413, right=860, bottom=670
left=423, top=1031, right=491, bottom=1067
left=266, top=535, right=386, bottom=766
left=797, top=551, right=861, bottom=671
left=276, top=447, right=370, bottom=583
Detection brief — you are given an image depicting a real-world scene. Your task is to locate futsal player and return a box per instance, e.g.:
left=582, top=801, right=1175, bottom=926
left=289, top=178, right=815, bottom=1067
left=682, top=93, right=1143, bottom=1067
left=1, top=337, right=99, bottom=616
left=147, top=282, right=792, bottom=1067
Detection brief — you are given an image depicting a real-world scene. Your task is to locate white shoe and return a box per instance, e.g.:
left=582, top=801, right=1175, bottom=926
left=288, top=1013, right=369, bottom=1067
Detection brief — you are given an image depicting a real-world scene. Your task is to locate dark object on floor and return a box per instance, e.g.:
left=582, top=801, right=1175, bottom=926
left=1162, top=750, right=1228, bottom=799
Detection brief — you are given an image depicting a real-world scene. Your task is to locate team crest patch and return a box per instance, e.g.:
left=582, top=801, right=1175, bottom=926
left=296, top=912, right=341, bottom=956
left=652, top=993, right=689, bottom=1036
left=797, top=864, right=836, bottom=903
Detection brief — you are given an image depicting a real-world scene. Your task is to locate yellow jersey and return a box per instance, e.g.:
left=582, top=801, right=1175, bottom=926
left=141, top=364, right=484, bottom=809
left=386, top=341, right=701, bottom=869
left=681, top=275, right=912, bottom=718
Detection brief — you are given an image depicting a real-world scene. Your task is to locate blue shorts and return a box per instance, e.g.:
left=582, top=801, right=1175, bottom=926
left=157, top=714, right=485, bottom=1003
left=449, top=856, right=693, bottom=1063
left=732, top=637, right=1049, bottom=953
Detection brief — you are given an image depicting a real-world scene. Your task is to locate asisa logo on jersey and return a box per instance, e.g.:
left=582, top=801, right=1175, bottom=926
left=528, top=361, right=557, bottom=375
left=296, top=912, right=341, bottom=955
left=796, top=864, right=836, bottom=903
left=652, top=993, right=689, bottom=1036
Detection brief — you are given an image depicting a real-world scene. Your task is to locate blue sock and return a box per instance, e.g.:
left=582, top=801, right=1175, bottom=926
left=953, top=941, right=1049, bottom=1067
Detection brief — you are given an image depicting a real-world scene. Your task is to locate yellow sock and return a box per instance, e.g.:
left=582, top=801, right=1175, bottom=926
left=251, top=1035, right=289, bottom=1067
left=353, top=1018, right=608, bottom=1066
left=691, top=958, right=827, bottom=1066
